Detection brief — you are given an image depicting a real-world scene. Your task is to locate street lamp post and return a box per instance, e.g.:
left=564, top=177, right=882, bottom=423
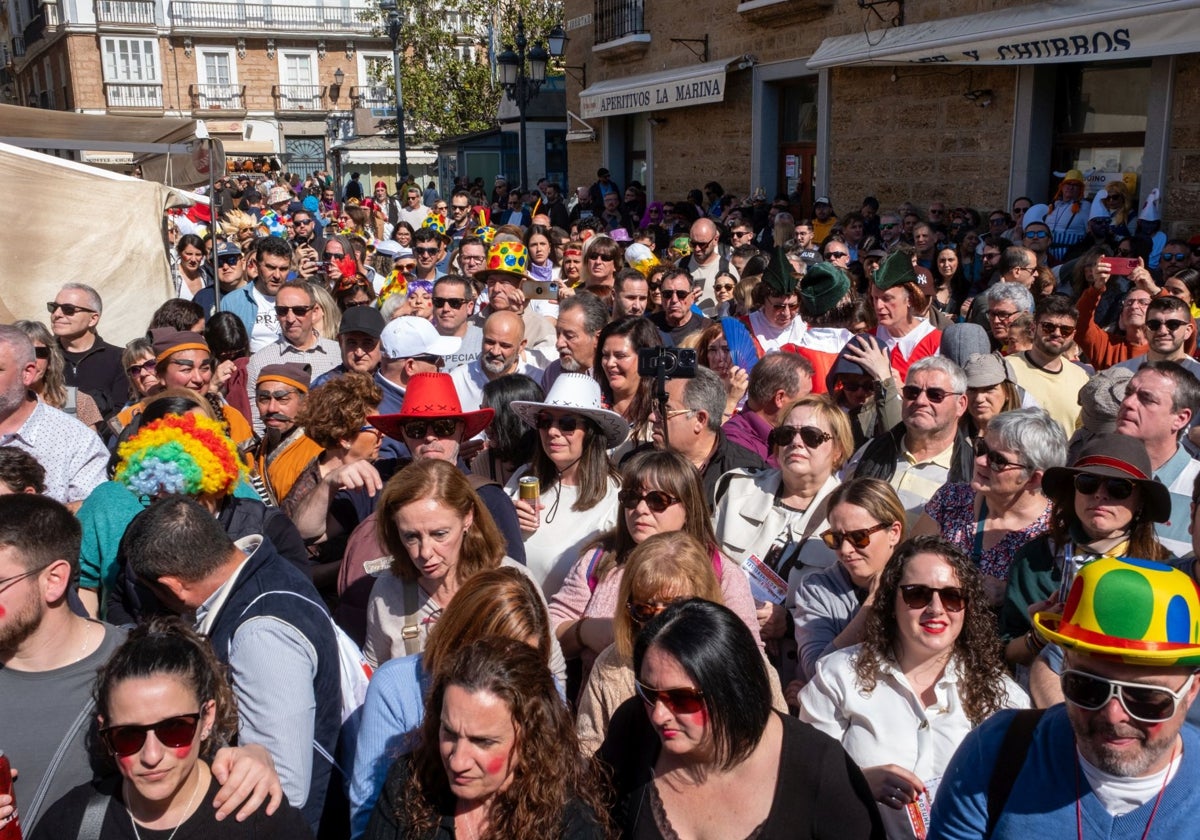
left=380, top=0, right=409, bottom=183
left=496, top=16, right=565, bottom=191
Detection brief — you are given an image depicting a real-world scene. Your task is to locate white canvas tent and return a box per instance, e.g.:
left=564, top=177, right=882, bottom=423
left=0, top=104, right=226, bottom=343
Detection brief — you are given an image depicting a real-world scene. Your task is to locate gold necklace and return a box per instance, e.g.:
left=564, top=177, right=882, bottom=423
left=125, top=767, right=202, bottom=840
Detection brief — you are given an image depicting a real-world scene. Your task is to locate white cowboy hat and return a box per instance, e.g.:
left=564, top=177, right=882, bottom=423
left=511, top=373, right=629, bottom=448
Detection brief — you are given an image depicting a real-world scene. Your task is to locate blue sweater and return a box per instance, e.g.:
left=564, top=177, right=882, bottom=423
left=928, top=705, right=1200, bottom=839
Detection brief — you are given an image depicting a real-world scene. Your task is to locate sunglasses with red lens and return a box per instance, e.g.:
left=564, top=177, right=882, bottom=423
left=100, top=713, right=201, bottom=757
left=898, top=584, right=967, bottom=613
left=635, top=681, right=706, bottom=715
left=618, top=489, right=680, bottom=512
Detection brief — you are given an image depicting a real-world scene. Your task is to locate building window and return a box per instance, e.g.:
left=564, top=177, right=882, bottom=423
left=101, top=37, right=158, bottom=83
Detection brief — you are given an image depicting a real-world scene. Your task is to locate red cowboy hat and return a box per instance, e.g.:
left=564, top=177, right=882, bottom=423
left=368, top=373, right=494, bottom=441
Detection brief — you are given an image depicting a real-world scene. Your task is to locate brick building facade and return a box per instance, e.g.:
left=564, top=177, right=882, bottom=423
left=564, top=0, right=1200, bottom=235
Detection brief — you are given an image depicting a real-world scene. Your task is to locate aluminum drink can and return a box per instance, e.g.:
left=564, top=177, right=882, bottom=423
left=0, top=750, right=21, bottom=840
left=518, top=476, right=541, bottom=501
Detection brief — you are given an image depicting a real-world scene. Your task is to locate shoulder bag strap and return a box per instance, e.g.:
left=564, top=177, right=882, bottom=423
left=401, top=578, right=422, bottom=656
left=75, top=790, right=111, bottom=840
left=26, top=699, right=96, bottom=828
left=985, top=708, right=1047, bottom=835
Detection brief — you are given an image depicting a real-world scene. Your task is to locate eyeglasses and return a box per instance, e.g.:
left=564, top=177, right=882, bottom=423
left=879, top=223, right=898, bottom=230
left=987, top=309, right=1018, bottom=322
left=1061, top=670, right=1194, bottom=724
left=409, top=354, right=445, bottom=370
left=99, top=713, right=201, bottom=757
left=635, top=681, right=706, bottom=715
left=820, top=522, right=889, bottom=550
left=1074, top=473, right=1135, bottom=500
left=626, top=598, right=677, bottom=625
left=588, top=254, right=616, bottom=262
left=836, top=379, right=873, bottom=394
left=768, top=425, right=833, bottom=449
left=1038, top=321, right=1076, bottom=337
left=275, top=305, right=314, bottom=317
left=256, top=389, right=297, bottom=402
left=402, top=418, right=460, bottom=439
left=618, top=489, right=680, bottom=512
left=714, top=283, right=735, bottom=292
left=293, top=218, right=314, bottom=226
left=662, top=289, right=692, bottom=301
left=989, top=217, right=1007, bottom=226
left=414, top=246, right=440, bottom=256
left=358, top=425, right=383, bottom=440
left=33, top=346, right=50, bottom=360
left=1123, top=297, right=1152, bottom=308
left=0, top=567, right=42, bottom=594
left=1024, top=230, right=1050, bottom=240
left=126, top=359, right=157, bottom=377
left=432, top=297, right=468, bottom=309
left=901, top=385, right=962, bottom=403
left=451, top=203, right=470, bottom=211
left=535, top=412, right=581, bottom=433
left=826, top=251, right=850, bottom=260
left=973, top=439, right=1029, bottom=472
left=1147, top=318, right=1189, bottom=333
left=323, top=251, right=346, bottom=259
left=899, top=584, right=967, bottom=612
left=217, top=255, right=242, bottom=268
left=1162, top=253, right=1189, bottom=262
left=46, top=302, right=96, bottom=316
left=1012, top=205, right=1031, bottom=214
left=689, top=237, right=715, bottom=250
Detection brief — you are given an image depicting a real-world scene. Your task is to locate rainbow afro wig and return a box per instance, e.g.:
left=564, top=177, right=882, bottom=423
left=115, top=413, right=244, bottom=498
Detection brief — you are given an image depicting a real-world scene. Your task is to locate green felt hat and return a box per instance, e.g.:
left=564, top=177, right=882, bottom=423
left=800, top=262, right=851, bottom=316
left=874, top=249, right=917, bottom=290
left=762, top=247, right=799, bottom=296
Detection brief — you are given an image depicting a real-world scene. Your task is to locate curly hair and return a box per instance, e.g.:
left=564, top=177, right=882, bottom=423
left=296, top=371, right=383, bottom=449
left=400, top=637, right=613, bottom=839
left=95, top=616, right=238, bottom=764
left=854, top=535, right=1011, bottom=725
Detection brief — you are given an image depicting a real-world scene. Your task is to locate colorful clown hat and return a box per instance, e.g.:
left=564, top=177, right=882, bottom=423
left=624, top=242, right=660, bottom=278
left=1033, top=556, right=1200, bottom=666
left=422, top=212, right=448, bottom=238
left=473, top=224, right=496, bottom=245
left=475, top=240, right=532, bottom=281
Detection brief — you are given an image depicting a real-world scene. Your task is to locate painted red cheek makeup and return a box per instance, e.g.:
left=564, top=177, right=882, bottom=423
left=485, top=755, right=507, bottom=775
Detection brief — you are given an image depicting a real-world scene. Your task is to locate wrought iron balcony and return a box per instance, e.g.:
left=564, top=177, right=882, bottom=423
left=95, top=0, right=156, bottom=25
left=189, top=83, right=246, bottom=111
left=350, top=84, right=393, bottom=112
left=105, top=81, right=163, bottom=109
left=594, top=0, right=646, bottom=44
left=169, top=1, right=375, bottom=34
left=272, top=83, right=326, bottom=111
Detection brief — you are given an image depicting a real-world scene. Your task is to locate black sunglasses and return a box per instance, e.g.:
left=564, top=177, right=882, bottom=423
left=275, top=305, right=314, bottom=317
left=34, top=346, right=51, bottom=360
left=618, top=489, right=680, bottom=513
left=898, top=584, right=967, bottom=612
left=901, top=385, right=962, bottom=403
left=1146, top=319, right=1189, bottom=333
left=46, top=302, right=96, bottom=316
left=432, top=297, right=468, bottom=309
left=1061, top=669, right=1193, bottom=724
left=1073, top=473, right=1135, bottom=500
left=100, top=713, right=201, bottom=757
left=414, top=246, right=440, bottom=256
left=768, top=424, right=833, bottom=449
left=973, top=439, right=1030, bottom=472
left=403, top=418, right=459, bottom=439
left=536, top=412, right=581, bottom=433
left=820, top=522, right=889, bottom=550
left=662, top=289, right=691, bottom=301
left=217, top=255, right=241, bottom=267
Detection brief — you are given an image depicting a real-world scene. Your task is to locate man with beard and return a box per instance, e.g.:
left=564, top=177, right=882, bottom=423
left=252, top=362, right=321, bottom=503
left=542, top=291, right=608, bottom=390
left=0, top=326, right=106, bottom=508
left=1115, top=295, right=1200, bottom=379
left=0, top=495, right=283, bottom=834
left=1006, top=295, right=1090, bottom=439
left=451, top=310, right=540, bottom=412
left=928, top=557, right=1200, bottom=840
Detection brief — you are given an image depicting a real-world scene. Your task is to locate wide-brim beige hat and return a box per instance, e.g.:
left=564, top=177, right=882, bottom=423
left=511, top=373, right=629, bottom=448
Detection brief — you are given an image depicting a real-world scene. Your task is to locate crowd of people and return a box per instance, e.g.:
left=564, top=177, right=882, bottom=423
left=5, top=165, right=1200, bottom=839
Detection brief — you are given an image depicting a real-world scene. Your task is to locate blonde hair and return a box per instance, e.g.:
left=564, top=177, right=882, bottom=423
left=777, top=394, right=855, bottom=469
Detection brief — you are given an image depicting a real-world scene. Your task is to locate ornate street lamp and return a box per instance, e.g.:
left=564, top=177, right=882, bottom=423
left=379, top=0, right=409, bottom=181
left=496, top=14, right=565, bottom=191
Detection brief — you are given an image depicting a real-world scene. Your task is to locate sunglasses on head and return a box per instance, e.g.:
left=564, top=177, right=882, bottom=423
left=1147, top=318, right=1189, bottom=333
left=46, top=302, right=95, bottom=316
left=1061, top=670, right=1194, bottom=724
left=973, top=439, right=1030, bottom=472
left=535, top=412, right=581, bottom=433
left=768, top=424, right=833, bottom=449
left=820, top=521, right=889, bottom=550
left=1073, top=473, right=1135, bottom=500
left=275, top=305, right=314, bottom=317
left=403, top=418, right=459, bottom=439
left=626, top=598, right=677, bottom=625
left=899, top=584, right=967, bottom=612
left=100, top=713, right=201, bottom=757
left=432, top=297, right=468, bottom=309
left=901, top=385, right=961, bottom=403
left=635, top=681, right=706, bottom=715
left=618, top=489, right=680, bottom=512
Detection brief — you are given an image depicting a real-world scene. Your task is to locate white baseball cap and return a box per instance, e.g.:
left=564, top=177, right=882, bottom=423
left=380, top=316, right=461, bottom=360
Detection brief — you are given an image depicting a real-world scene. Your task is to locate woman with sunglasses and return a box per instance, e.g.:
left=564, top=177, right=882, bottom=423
left=912, top=408, right=1065, bottom=607
left=581, top=235, right=624, bottom=297
left=31, top=617, right=311, bottom=839
left=714, top=395, right=854, bottom=675
left=506, top=374, right=625, bottom=597
left=998, top=434, right=1172, bottom=667
left=600, top=598, right=883, bottom=838
left=576, top=531, right=785, bottom=754
left=13, top=320, right=104, bottom=432
left=799, top=536, right=1025, bottom=836
left=551, top=449, right=763, bottom=685
left=121, top=337, right=161, bottom=405
left=351, top=567, right=554, bottom=836
left=793, top=478, right=906, bottom=687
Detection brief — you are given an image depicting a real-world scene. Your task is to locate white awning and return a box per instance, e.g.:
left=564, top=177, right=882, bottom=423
left=808, top=0, right=1200, bottom=69
left=337, top=150, right=438, bottom=166
left=579, top=58, right=736, bottom=120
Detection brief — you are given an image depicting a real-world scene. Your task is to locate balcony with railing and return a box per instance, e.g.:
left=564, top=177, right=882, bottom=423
left=105, top=81, right=163, bottom=109
left=350, top=84, right=394, bottom=113
left=95, top=0, right=156, bottom=25
left=169, top=1, right=376, bottom=34
left=189, top=83, right=246, bottom=112
left=273, top=83, right=326, bottom=111
left=593, top=0, right=649, bottom=59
